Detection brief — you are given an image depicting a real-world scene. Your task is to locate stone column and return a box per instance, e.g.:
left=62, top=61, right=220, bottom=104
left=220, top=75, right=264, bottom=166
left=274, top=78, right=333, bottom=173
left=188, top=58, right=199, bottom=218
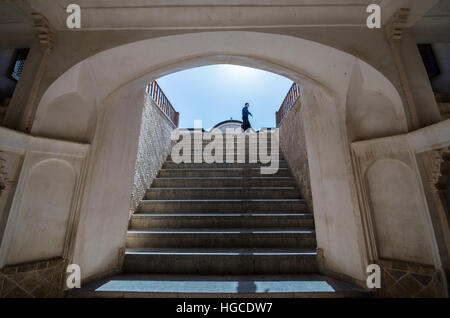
left=385, top=8, right=421, bottom=131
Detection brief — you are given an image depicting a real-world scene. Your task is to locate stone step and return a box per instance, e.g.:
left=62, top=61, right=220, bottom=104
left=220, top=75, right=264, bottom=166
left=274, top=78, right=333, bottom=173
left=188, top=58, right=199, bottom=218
left=158, top=168, right=290, bottom=178
left=168, top=149, right=284, bottom=158
left=122, top=248, right=318, bottom=275
left=167, top=155, right=285, bottom=163
left=169, top=147, right=283, bottom=157
left=181, top=141, right=278, bottom=146
left=145, top=187, right=300, bottom=200
left=180, top=137, right=277, bottom=142
left=138, top=199, right=307, bottom=213
left=163, top=161, right=288, bottom=169
left=151, top=177, right=297, bottom=188
left=69, top=274, right=371, bottom=298
left=175, top=151, right=280, bottom=157
left=126, top=228, right=316, bottom=248
left=130, top=213, right=314, bottom=229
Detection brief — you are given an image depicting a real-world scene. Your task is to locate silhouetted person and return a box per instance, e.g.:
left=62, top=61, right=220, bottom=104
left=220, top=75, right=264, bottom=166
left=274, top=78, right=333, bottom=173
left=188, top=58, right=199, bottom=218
left=241, top=103, right=253, bottom=131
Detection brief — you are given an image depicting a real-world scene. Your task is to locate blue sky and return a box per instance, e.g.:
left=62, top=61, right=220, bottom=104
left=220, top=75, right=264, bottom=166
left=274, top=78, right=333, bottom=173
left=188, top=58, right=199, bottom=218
left=156, top=64, right=293, bottom=130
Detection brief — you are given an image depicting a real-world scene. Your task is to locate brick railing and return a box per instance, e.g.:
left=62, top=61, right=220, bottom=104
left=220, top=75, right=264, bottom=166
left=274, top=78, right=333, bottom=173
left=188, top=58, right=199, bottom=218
left=276, top=82, right=300, bottom=127
left=146, top=81, right=179, bottom=127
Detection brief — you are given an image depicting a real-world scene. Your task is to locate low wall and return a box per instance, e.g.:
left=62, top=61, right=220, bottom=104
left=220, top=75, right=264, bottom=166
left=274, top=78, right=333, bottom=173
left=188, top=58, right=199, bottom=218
left=279, top=99, right=313, bottom=210
left=352, top=119, right=450, bottom=297
left=130, top=95, right=176, bottom=215
left=0, top=127, right=89, bottom=298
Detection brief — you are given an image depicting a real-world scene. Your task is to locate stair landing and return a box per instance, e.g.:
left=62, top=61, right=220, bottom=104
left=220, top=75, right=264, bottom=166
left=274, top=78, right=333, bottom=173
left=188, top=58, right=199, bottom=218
left=69, top=274, right=370, bottom=298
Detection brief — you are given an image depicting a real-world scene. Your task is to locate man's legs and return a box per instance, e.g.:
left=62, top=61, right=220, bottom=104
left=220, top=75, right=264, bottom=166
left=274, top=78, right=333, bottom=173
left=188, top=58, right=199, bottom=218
left=242, top=116, right=250, bottom=131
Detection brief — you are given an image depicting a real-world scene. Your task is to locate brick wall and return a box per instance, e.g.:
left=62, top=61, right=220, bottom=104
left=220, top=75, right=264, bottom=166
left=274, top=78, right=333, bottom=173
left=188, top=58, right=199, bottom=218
left=377, top=259, right=447, bottom=297
left=0, top=258, right=68, bottom=298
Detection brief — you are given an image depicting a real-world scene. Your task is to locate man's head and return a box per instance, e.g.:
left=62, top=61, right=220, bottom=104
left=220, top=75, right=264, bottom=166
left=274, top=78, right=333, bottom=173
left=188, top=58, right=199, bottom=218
left=245, top=103, right=249, bottom=108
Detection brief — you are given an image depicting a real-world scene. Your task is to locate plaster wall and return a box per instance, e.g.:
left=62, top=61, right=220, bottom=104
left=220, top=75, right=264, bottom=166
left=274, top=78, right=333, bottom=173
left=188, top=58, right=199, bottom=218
left=352, top=119, right=450, bottom=270
left=0, top=127, right=89, bottom=268
left=69, top=84, right=169, bottom=281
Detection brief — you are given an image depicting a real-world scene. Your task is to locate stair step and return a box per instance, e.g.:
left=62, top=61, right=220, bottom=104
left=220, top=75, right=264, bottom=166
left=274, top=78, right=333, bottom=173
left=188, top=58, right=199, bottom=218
left=151, top=177, right=297, bottom=188
left=138, top=199, right=307, bottom=213
left=183, top=140, right=278, bottom=145
left=145, top=187, right=300, bottom=200
left=126, top=228, right=316, bottom=248
left=69, top=274, right=371, bottom=298
left=171, top=143, right=280, bottom=147
left=130, top=213, right=314, bottom=229
left=113, top=133, right=327, bottom=293
left=168, top=150, right=284, bottom=161
left=169, top=150, right=283, bottom=155
left=158, top=168, right=290, bottom=178
left=167, top=156, right=286, bottom=163
left=122, top=248, right=317, bottom=274
left=163, top=161, right=288, bottom=169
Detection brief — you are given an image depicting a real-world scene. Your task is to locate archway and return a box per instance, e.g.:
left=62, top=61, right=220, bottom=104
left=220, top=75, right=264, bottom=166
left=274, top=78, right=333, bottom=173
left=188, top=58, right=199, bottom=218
left=29, top=31, right=407, bottom=285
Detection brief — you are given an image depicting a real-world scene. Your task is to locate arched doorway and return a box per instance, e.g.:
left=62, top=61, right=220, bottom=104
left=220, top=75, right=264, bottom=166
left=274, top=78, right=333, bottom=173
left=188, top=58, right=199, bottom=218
left=13, top=31, right=409, bottom=286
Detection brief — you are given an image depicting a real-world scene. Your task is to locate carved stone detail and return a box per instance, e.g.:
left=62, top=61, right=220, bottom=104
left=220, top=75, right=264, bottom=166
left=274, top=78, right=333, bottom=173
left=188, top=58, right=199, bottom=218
left=30, top=12, right=56, bottom=49
left=385, top=8, right=410, bottom=41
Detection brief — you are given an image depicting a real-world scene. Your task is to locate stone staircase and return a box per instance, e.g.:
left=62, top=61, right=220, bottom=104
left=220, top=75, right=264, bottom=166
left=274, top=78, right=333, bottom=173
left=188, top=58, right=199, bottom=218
left=124, top=134, right=317, bottom=275
left=71, top=132, right=369, bottom=297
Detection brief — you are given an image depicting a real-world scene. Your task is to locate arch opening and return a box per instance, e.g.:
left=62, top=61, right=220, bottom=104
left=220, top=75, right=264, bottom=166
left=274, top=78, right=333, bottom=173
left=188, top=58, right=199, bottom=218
left=28, top=31, right=409, bottom=284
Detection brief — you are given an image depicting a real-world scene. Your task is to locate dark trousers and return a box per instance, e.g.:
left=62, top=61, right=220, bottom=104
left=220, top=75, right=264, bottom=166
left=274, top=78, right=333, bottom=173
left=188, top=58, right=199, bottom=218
left=242, top=116, right=251, bottom=131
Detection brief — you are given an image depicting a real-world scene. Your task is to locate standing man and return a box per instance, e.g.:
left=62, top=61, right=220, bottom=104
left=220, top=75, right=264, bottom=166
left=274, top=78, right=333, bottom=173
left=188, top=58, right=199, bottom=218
left=241, top=102, right=253, bottom=131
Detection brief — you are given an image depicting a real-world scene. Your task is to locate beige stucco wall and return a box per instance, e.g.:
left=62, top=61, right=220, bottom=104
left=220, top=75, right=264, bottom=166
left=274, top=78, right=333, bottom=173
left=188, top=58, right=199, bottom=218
left=0, top=27, right=448, bottom=289
left=69, top=84, right=147, bottom=281
left=352, top=120, right=450, bottom=271
left=0, top=127, right=89, bottom=268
